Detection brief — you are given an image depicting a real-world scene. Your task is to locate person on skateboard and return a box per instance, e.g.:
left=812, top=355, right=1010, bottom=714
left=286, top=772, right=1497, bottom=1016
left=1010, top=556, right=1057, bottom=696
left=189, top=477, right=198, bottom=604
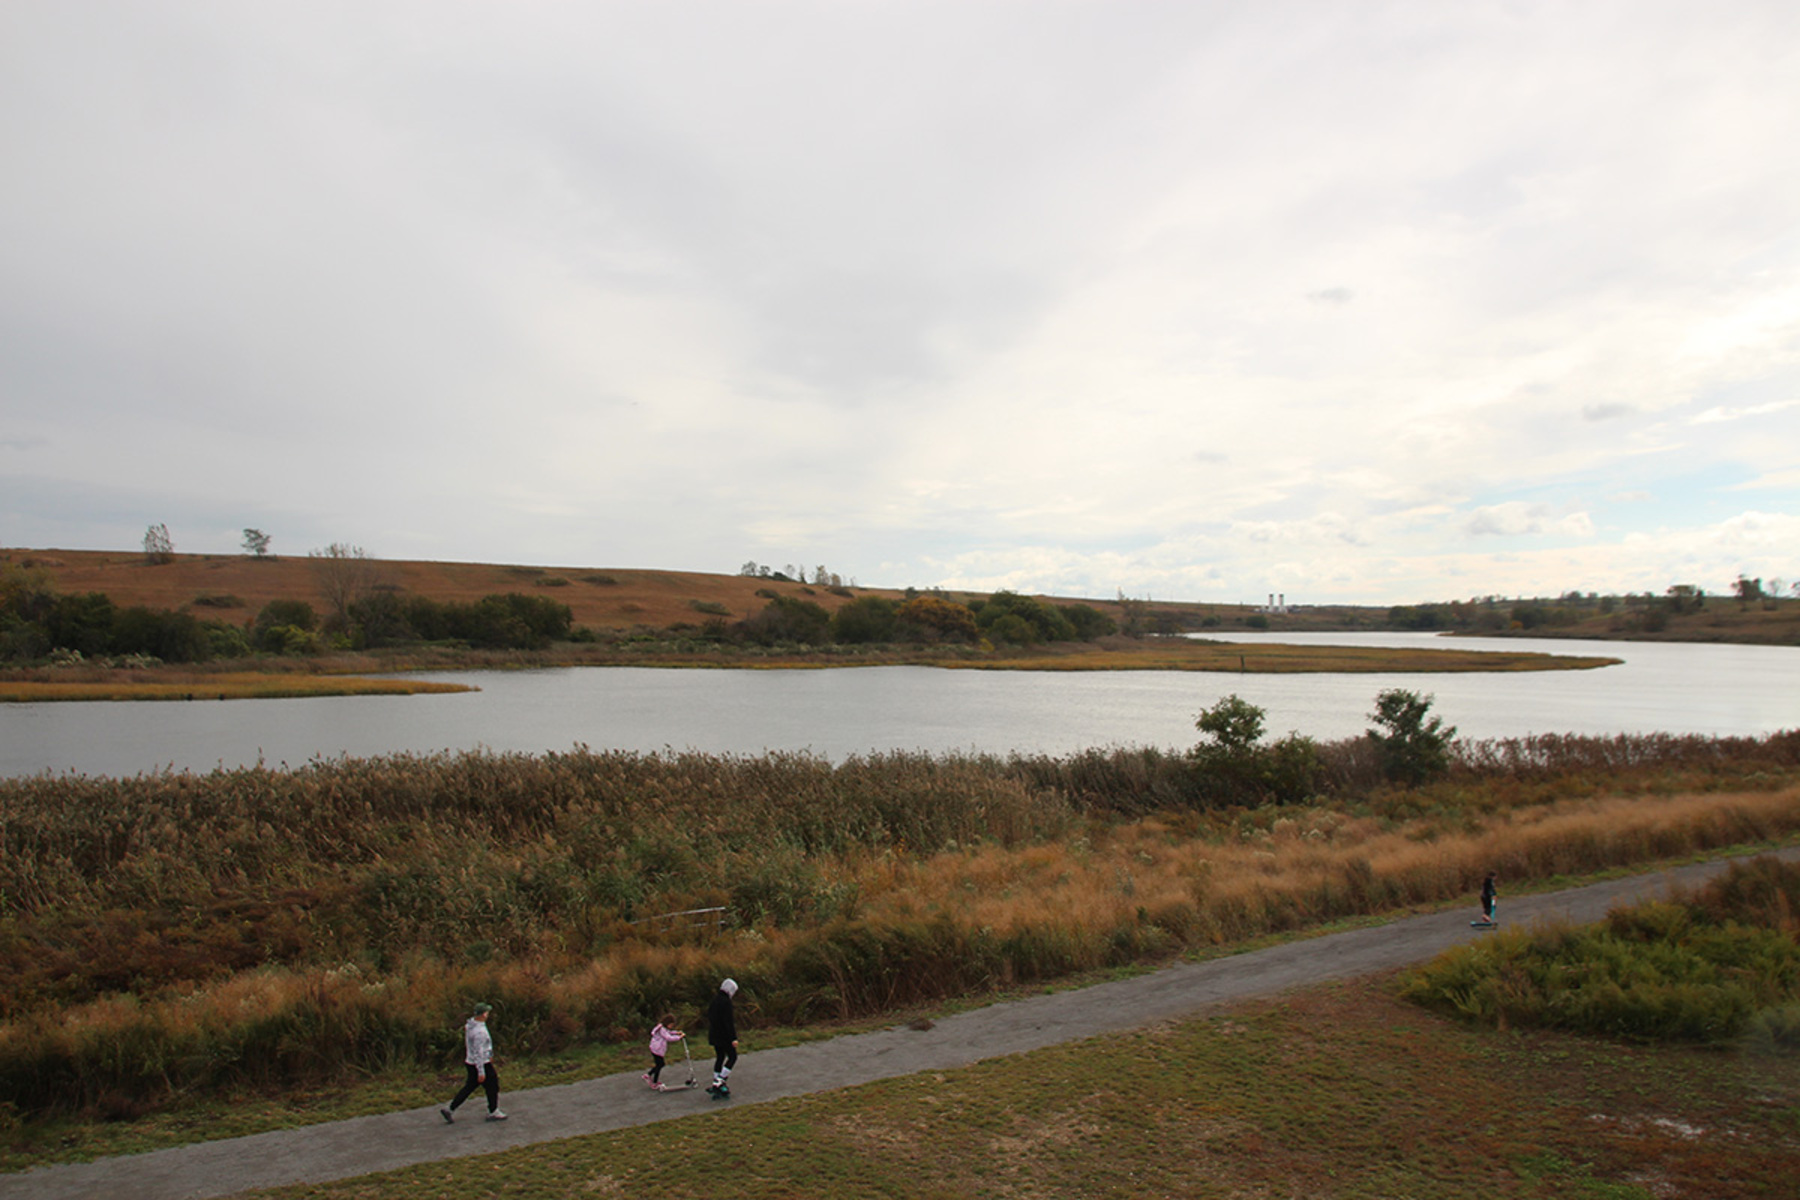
left=706, top=978, right=740, bottom=1099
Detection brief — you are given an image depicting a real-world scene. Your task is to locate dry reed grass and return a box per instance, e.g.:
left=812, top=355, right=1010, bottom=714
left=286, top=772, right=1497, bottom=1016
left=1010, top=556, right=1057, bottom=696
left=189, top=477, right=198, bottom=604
left=1, top=735, right=1796, bottom=1119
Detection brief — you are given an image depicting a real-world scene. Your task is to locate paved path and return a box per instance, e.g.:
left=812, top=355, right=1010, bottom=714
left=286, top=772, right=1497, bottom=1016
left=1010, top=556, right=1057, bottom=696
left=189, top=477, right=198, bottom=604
left=7, top=848, right=1795, bottom=1200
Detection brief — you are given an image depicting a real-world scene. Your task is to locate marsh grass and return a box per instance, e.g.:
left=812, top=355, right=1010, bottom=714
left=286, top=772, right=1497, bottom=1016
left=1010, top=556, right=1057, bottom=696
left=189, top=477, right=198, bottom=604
left=1, top=734, right=1797, bottom=1128
left=1402, top=854, right=1800, bottom=1044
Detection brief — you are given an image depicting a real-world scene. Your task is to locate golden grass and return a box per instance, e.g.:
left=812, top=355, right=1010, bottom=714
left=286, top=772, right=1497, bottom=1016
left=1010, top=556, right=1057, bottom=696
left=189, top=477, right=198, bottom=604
left=0, top=672, right=475, bottom=702
left=850, top=786, right=1800, bottom=946
left=3, top=733, right=1795, bottom=1125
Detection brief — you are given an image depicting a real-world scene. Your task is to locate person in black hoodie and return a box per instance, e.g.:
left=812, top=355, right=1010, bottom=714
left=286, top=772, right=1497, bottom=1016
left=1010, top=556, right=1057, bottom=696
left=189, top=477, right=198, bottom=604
left=1478, top=872, right=1499, bottom=926
left=706, top=978, right=739, bottom=1099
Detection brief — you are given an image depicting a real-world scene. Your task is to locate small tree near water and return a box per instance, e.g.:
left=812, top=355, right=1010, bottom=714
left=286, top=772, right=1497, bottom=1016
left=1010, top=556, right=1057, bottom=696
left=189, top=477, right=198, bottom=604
left=1195, top=693, right=1266, bottom=755
left=1191, top=694, right=1320, bottom=805
left=1367, top=688, right=1456, bottom=785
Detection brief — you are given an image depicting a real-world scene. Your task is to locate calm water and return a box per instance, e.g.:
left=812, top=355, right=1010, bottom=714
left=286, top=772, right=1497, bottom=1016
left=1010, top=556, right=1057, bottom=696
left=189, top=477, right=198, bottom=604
left=4, top=632, right=1797, bottom=779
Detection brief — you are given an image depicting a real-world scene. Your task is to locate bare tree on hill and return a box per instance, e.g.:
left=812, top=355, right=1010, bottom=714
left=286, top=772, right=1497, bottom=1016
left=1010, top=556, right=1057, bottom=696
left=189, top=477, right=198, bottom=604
left=142, top=523, right=174, bottom=565
left=310, top=543, right=378, bottom=631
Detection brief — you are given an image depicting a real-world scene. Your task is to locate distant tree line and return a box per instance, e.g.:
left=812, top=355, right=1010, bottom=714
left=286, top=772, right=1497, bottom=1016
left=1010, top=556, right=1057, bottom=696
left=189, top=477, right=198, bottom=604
left=1, top=565, right=250, bottom=664
left=1386, top=578, right=1793, bottom=635
left=703, top=587, right=1116, bottom=649
left=0, top=562, right=575, bottom=664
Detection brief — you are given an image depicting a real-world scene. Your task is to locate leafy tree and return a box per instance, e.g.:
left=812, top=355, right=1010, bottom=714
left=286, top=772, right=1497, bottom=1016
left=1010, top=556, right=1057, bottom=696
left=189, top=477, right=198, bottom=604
left=347, top=591, right=414, bottom=648
left=111, top=606, right=209, bottom=662
left=975, top=591, right=1077, bottom=644
left=895, top=595, right=978, bottom=642
left=1734, top=576, right=1764, bottom=604
left=985, top=612, right=1040, bottom=645
left=242, top=528, right=272, bottom=558
left=1061, top=603, right=1117, bottom=640
left=1665, top=584, right=1704, bottom=615
left=1366, top=688, right=1457, bottom=785
left=831, top=596, right=898, bottom=643
left=738, top=594, right=832, bottom=645
left=1195, top=694, right=1266, bottom=755
left=253, top=600, right=318, bottom=653
left=1190, top=693, right=1320, bottom=805
left=0, top=565, right=57, bottom=624
left=206, top=622, right=252, bottom=659
left=45, top=592, right=116, bottom=657
left=143, top=523, right=175, bottom=565
left=464, top=593, right=573, bottom=649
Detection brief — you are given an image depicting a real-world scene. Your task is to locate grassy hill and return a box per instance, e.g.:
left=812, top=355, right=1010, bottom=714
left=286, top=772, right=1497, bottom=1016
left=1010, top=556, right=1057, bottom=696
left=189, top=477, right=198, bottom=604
left=1, top=547, right=1265, bottom=633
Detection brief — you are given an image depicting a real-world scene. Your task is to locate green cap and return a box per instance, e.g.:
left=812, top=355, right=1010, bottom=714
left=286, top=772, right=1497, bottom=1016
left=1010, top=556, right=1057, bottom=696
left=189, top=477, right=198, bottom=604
left=472, top=1002, right=493, bottom=1015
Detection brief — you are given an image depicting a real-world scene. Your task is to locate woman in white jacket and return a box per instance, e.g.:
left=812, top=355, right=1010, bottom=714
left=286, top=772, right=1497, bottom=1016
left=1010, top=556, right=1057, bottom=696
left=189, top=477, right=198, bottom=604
left=440, top=1002, right=507, bottom=1122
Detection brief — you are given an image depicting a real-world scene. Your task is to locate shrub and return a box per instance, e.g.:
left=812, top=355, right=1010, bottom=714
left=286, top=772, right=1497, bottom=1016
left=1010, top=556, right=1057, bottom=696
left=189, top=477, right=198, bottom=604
left=111, top=607, right=210, bottom=663
left=736, top=595, right=831, bottom=645
left=895, top=595, right=978, bottom=643
left=1061, top=603, right=1117, bottom=640
left=1367, top=689, right=1456, bottom=785
left=1189, top=695, right=1322, bottom=806
left=1401, top=855, right=1800, bottom=1044
left=831, top=596, right=898, bottom=644
left=253, top=599, right=318, bottom=650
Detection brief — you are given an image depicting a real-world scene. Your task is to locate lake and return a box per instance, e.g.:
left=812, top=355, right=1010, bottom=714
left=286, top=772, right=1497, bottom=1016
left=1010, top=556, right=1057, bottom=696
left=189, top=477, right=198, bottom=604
left=3, top=632, right=1797, bottom=779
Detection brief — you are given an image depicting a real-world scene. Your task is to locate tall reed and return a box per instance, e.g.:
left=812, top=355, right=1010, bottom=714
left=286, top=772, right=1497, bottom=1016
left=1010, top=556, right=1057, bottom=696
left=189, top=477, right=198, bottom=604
left=1, top=732, right=1796, bottom=1119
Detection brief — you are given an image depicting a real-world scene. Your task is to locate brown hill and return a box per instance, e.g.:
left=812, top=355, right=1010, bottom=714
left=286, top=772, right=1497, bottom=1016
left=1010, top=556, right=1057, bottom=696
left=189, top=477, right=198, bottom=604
left=0, top=548, right=991, bottom=631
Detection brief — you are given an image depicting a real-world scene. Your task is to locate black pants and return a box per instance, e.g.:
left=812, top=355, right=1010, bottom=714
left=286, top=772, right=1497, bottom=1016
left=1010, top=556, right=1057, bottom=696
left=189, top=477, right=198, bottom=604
left=450, top=1063, right=499, bottom=1113
left=712, top=1044, right=737, bottom=1075
left=650, top=1053, right=666, bottom=1082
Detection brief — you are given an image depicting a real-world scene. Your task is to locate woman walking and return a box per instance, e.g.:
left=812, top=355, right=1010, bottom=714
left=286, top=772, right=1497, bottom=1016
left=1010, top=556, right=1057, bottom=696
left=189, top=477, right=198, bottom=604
left=441, top=1002, right=507, bottom=1122
left=706, top=978, right=739, bottom=1100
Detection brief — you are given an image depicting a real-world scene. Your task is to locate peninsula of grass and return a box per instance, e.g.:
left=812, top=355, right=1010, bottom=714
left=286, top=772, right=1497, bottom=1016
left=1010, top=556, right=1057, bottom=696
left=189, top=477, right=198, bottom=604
left=0, top=638, right=1617, bottom=702
left=0, top=671, right=475, bottom=703
left=531, top=639, right=1617, bottom=672
left=936, top=639, right=1621, bottom=673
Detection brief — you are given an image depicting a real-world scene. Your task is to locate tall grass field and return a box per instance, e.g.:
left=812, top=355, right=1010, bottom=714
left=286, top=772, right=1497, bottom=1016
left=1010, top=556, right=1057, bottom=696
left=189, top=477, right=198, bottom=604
left=2, top=728, right=1797, bottom=1140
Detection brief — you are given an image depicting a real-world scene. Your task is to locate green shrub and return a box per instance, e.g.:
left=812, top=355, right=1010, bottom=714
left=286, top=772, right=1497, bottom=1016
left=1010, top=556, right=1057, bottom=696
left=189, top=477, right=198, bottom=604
left=1402, top=855, right=1800, bottom=1044
left=1367, top=689, right=1456, bottom=784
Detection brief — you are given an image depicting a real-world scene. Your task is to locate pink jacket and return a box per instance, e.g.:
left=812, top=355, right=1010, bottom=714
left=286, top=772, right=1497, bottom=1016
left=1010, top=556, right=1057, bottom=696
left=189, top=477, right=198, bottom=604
left=649, top=1023, right=684, bottom=1056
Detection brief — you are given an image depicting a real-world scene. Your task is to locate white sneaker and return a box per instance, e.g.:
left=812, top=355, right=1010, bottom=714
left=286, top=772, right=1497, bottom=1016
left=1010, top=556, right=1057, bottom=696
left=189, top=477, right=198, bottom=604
left=486, top=1111, right=508, bottom=1121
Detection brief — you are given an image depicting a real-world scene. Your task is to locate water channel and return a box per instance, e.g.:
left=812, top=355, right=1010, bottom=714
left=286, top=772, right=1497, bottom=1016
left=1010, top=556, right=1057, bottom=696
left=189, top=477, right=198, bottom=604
left=3, top=632, right=1797, bottom=779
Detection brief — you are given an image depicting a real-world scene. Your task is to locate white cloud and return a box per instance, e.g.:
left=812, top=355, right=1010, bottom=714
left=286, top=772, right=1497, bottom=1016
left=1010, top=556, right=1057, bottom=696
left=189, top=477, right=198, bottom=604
left=1, top=1, right=1797, bottom=603
left=1691, top=399, right=1800, bottom=424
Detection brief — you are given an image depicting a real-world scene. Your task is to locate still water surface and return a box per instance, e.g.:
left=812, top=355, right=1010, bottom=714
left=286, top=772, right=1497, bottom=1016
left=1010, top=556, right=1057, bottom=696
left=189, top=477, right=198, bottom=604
left=4, top=633, right=1797, bottom=779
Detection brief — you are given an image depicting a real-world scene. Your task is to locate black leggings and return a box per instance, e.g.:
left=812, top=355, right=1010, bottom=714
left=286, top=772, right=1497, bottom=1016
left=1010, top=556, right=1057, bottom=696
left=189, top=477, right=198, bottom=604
left=650, top=1053, right=666, bottom=1082
left=712, top=1044, right=738, bottom=1075
left=450, top=1063, right=499, bottom=1113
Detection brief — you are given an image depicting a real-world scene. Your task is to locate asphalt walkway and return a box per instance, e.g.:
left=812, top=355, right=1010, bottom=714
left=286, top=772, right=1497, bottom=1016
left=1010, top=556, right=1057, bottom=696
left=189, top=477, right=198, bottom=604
left=7, top=848, right=1794, bottom=1200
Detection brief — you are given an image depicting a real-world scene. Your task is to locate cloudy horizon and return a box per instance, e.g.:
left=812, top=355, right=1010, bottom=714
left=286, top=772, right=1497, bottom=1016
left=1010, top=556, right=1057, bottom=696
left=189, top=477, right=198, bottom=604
left=4, top=1, right=1797, bottom=605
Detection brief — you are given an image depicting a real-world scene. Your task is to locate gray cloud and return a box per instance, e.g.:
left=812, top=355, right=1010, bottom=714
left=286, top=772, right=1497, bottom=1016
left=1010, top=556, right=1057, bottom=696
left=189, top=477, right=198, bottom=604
left=2, top=1, right=1798, bottom=602
left=1582, top=403, right=1635, bottom=421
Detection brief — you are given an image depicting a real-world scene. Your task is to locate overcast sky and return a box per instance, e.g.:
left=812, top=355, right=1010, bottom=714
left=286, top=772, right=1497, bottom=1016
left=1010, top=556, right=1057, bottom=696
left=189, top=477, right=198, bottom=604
left=3, top=1, right=1797, bottom=605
